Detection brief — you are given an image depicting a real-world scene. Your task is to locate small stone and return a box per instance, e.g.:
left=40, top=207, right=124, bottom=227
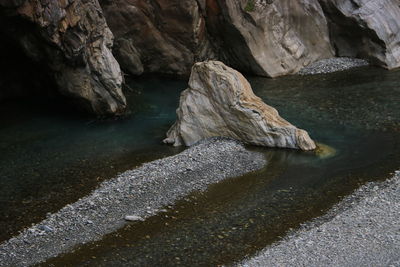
left=38, top=225, right=53, bottom=233
left=124, top=215, right=144, bottom=222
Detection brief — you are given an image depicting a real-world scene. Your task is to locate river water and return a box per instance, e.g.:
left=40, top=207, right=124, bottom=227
left=0, top=78, right=184, bottom=242
left=1, top=67, right=399, bottom=266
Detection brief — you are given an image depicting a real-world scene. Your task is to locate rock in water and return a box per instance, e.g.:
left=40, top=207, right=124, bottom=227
left=164, top=61, right=316, bottom=151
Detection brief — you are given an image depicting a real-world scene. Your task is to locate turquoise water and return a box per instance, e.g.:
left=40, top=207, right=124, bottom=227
left=0, top=78, right=185, bottom=241
left=43, top=67, right=399, bottom=266
left=1, top=67, right=399, bottom=266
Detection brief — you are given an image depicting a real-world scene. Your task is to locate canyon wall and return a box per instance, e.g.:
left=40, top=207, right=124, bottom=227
left=99, top=0, right=216, bottom=77
left=100, top=0, right=334, bottom=78
left=0, top=0, right=126, bottom=115
left=319, top=0, right=400, bottom=69
left=1, top=0, right=400, bottom=114
left=205, top=0, right=334, bottom=77
left=101, top=0, right=400, bottom=78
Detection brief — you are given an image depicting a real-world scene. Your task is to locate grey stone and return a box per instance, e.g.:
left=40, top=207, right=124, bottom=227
left=206, top=0, right=334, bottom=77
left=164, top=61, right=316, bottom=150
left=100, top=0, right=215, bottom=77
left=319, top=0, right=400, bottom=69
left=124, top=215, right=144, bottom=222
left=100, top=0, right=334, bottom=78
left=0, top=0, right=126, bottom=115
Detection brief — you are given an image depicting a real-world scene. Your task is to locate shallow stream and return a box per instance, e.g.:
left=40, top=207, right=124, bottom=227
left=1, top=67, right=399, bottom=266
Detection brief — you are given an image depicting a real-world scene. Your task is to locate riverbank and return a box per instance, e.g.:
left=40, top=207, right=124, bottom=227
left=239, top=170, right=400, bottom=267
left=298, top=57, right=369, bottom=75
left=0, top=138, right=266, bottom=267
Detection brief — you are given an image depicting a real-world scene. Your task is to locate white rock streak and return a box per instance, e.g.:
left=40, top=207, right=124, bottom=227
left=164, top=61, right=316, bottom=151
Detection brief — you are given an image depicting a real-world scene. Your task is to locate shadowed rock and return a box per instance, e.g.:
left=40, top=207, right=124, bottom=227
left=100, top=0, right=333, bottom=78
left=100, top=0, right=215, bottom=77
left=164, top=61, right=316, bottom=151
left=0, top=0, right=126, bottom=115
left=205, top=0, right=334, bottom=77
left=319, top=0, right=400, bottom=69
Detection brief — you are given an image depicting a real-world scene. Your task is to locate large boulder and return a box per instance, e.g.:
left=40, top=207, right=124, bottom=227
left=0, top=0, right=126, bottom=115
left=164, top=61, right=316, bottom=151
left=319, top=0, right=400, bottom=69
left=205, top=0, right=334, bottom=77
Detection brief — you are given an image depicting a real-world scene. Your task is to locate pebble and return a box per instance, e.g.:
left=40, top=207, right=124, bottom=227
left=0, top=137, right=266, bottom=267
left=37, top=225, right=53, bottom=233
left=124, top=215, right=144, bottom=222
left=239, top=172, right=400, bottom=267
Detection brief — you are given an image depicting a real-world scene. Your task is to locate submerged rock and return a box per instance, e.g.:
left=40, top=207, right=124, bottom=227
left=164, top=61, right=316, bottom=151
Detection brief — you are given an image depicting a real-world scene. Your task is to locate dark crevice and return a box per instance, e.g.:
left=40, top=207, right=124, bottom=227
left=319, top=2, right=386, bottom=65
left=0, top=15, right=59, bottom=103
left=0, top=14, right=95, bottom=117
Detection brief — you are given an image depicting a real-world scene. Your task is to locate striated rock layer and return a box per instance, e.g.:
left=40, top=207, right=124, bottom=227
left=2, top=0, right=400, bottom=114
left=164, top=61, right=316, bottom=151
left=0, top=0, right=126, bottom=115
left=100, top=0, right=334, bottom=78
left=100, top=0, right=216, bottom=77
left=100, top=0, right=400, bottom=77
left=319, top=0, right=400, bottom=69
left=206, top=0, right=334, bottom=77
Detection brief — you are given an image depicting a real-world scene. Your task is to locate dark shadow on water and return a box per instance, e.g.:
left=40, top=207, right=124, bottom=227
left=39, top=67, right=400, bottom=266
left=0, top=78, right=185, bottom=241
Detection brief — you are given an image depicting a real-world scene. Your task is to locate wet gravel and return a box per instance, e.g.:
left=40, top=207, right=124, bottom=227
left=0, top=137, right=266, bottom=267
left=298, top=57, right=369, bottom=75
left=239, top=170, right=400, bottom=267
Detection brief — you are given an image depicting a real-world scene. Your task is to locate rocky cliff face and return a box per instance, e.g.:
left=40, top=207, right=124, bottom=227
left=319, top=0, right=400, bottom=69
left=100, top=0, right=400, bottom=77
left=164, top=61, right=316, bottom=150
left=100, top=0, right=334, bottom=78
left=99, top=0, right=216, bottom=77
left=1, top=0, right=400, bottom=115
left=206, top=0, right=334, bottom=77
left=0, top=0, right=126, bottom=115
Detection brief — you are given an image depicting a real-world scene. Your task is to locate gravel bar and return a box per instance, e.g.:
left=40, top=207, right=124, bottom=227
left=239, top=170, right=400, bottom=267
left=298, top=57, right=369, bottom=75
left=0, top=137, right=266, bottom=267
